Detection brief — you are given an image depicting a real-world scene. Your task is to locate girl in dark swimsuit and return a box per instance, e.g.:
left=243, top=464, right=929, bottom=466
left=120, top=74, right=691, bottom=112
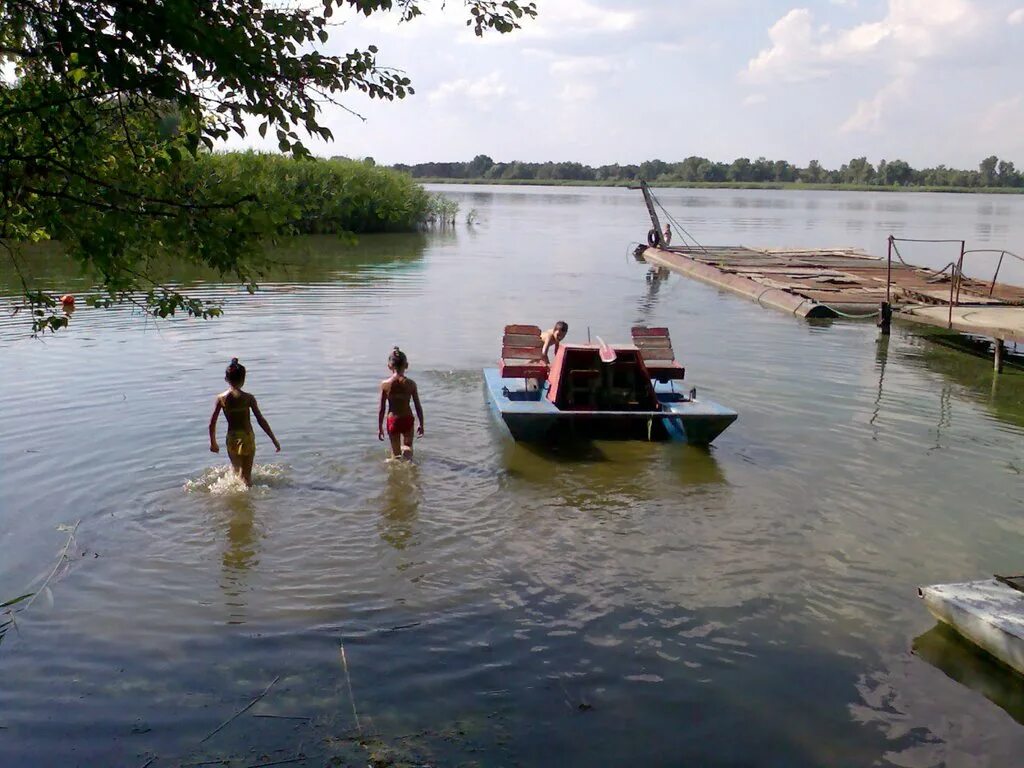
left=378, top=347, right=425, bottom=460
left=209, top=358, right=281, bottom=486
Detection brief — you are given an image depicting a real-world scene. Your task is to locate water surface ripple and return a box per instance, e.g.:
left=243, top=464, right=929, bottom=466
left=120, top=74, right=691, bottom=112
left=1, top=189, right=1024, bottom=767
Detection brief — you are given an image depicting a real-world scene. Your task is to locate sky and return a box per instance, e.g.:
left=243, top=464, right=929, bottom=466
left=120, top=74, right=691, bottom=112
left=228, top=0, right=1024, bottom=169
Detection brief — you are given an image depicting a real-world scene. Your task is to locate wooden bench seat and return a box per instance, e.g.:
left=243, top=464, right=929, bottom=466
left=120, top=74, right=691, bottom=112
left=631, top=326, right=685, bottom=381
left=500, top=324, right=549, bottom=379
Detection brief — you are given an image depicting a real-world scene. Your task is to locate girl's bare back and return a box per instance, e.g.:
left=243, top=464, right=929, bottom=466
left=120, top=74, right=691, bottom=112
left=382, top=375, right=416, bottom=417
left=219, top=389, right=254, bottom=432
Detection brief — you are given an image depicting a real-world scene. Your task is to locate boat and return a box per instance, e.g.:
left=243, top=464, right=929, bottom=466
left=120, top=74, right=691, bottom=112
left=483, top=324, right=737, bottom=444
left=918, top=576, right=1024, bottom=677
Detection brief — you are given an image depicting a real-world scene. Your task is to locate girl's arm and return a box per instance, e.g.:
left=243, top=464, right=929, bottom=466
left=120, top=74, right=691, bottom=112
left=378, top=387, right=387, bottom=441
left=209, top=397, right=222, bottom=452
left=540, top=333, right=557, bottom=363
left=412, top=383, right=425, bottom=436
left=250, top=397, right=281, bottom=451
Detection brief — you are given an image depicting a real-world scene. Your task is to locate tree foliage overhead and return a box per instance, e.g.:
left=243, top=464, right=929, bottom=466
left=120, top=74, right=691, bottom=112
left=0, top=0, right=536, bottom=331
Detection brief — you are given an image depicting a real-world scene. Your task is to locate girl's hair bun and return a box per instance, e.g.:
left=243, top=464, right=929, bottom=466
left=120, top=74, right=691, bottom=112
left=388, top=346, right=408, bottom=369
left=225, top=357, right=246, bottom=385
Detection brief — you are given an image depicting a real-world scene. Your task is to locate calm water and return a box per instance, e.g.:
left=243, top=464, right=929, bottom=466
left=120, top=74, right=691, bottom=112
left=1, top=186, right=1023, bottom=767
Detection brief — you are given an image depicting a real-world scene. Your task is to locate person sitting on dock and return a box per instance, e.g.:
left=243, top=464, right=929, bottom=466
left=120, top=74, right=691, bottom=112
left=663, top=224, right=672, bottom=246
left=540, top=321, right=568, bottom=364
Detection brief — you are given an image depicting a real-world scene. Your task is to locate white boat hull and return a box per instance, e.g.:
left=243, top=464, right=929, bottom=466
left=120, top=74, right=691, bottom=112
left=919, top=579, right=1024, bottom=677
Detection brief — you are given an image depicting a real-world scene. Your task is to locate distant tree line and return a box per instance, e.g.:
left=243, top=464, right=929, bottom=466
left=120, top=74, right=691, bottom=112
left=391, top=154, right=1024, bottom=188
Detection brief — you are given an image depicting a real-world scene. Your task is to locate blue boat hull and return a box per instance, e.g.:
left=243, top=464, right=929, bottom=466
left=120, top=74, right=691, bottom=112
left=483, top=368, right=736, bottom=445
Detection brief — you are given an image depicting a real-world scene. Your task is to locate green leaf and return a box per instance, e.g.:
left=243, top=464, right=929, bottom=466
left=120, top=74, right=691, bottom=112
left=0, top=594, right=33, bottom=609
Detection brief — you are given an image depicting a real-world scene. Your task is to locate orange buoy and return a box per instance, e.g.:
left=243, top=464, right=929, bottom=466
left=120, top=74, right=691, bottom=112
left=60, top=294, right=75, bottom=308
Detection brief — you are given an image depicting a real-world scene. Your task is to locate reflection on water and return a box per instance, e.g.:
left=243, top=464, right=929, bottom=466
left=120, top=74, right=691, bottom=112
left=219, top=498, right=261, bottom=624
left=377, top=463, right=421, bottom=551
left=668, top=444, right=727, bottom=487
left=914, top=623, right=1024, bottom=726
left=635, top=267, right=670, bottom=323
left=2, top=187, right=1024, bottom=766
left=904, top=330, right=1024, bottom=430
left=0, top=234, right=428, bottom=337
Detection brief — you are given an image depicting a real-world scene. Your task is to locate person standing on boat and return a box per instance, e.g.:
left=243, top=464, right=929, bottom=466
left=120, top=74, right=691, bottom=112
left=663, top=224, right=672, bottom=246
left=525, top=321, right=568, bottom=392
left=540, top=321, right=568, bottom=364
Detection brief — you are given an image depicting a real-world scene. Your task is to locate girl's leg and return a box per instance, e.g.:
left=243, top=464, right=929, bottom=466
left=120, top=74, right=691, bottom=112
left=226, top=444, right=244, bottom=478
left=400, top=428, right=415, bottom=459
left=240, top=451, right=255, bottom=487
left=388, top=430, right=403, bottom=459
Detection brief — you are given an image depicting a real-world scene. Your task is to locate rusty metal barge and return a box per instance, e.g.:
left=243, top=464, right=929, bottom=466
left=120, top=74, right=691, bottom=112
left=636, top=182, right=1024, bottom=372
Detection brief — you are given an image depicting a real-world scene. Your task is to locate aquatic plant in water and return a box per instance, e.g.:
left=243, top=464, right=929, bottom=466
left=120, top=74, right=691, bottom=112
left=0, top=521, right=79, bottom=648
left=421, top=193, right=460, bottom=228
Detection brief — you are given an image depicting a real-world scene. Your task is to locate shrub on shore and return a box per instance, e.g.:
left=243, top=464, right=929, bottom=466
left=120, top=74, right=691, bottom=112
left=195, top=152, right=433, bottom=235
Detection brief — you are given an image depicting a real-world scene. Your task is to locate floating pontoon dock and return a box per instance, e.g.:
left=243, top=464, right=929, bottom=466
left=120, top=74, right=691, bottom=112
left=642, top=244, right=1024, bottom=330
left=636, top=182, right=1024, bottom=371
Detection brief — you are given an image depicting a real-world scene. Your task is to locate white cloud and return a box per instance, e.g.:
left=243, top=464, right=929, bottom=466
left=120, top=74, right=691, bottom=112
left=840, top=77, right=909, bottom=133
left=428, top=72, right=509, bottom=109
left=1009, top=7, right=1024, bottom=24
left=558, top=82, right=600, bottom=103
left=525, top=0, right=637, bottom=37
left=975, top=95, right=1024, bottom=161
left=547, top=55, right=623, bottom=105
left=743, top=0, right=984, bottom=84
left=474, top=0, right=638, bottom=45
left=980, top=95, right=1024, bottom=133
left=742, top=93, right=767, bottom=106
left=742, top=9, right=828, bottom=84
left=549, top=56, right=616, bottom=77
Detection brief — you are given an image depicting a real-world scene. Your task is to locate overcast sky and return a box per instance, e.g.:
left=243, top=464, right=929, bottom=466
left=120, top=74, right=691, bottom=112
left=227, top=0, right=1024, bottom=169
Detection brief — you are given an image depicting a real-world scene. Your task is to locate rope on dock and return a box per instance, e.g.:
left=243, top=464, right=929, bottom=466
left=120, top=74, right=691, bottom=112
left=792, top=296, right=881, bottom=319
left=817, top=304, right=882, bottom=319
left=891, top=236, right=968, bottom=244
left=649, top=190, right=711, bottom=255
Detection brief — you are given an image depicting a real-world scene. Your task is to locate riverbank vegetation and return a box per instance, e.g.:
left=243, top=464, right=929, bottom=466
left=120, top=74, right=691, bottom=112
left=395, top=154, right=1024, bottom=192
left=1, top=0, right=534, bottom=332
left=196, top=153, right=433, bottom=235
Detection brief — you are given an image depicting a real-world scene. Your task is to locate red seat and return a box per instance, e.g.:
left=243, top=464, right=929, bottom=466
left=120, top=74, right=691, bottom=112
left=500, top=324, right=549, bottom=379
left=631, top=326, right=685, bottom=381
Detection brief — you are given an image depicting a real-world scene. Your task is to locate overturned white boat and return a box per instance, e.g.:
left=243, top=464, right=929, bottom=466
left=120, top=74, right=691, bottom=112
left=918, top=577, right=1024, bottom=677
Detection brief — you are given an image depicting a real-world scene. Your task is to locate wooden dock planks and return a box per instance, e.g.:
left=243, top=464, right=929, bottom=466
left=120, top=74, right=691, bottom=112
left=642, top=245, right=1024, bottom=346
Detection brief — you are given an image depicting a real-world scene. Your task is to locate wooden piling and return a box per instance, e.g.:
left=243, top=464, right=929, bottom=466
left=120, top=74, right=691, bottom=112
left=995, top=339, right=1005, bottom=374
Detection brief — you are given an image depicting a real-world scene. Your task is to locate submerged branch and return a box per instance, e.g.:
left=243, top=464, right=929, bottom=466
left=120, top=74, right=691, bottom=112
left=201, top=675, right=282, bottom=743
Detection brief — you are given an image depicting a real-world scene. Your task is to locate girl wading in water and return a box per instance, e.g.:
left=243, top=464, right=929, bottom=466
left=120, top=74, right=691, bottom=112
left=209, top=358, right=281, bottom=486
left=378, top=346, right=425, bottom=460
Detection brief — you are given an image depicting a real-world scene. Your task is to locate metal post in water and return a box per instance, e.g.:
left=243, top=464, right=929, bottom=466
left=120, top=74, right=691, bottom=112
left=639, top=179, right=664, bottom=249
left=954, top=242, right=966, bottom=307
left=948, top=240, right=965, bottom=328
left=878, top=301, right=892, bottom=336
left=886, top=235, right=893, bottom=305
left=990, top=251, right=1006, bottom=297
